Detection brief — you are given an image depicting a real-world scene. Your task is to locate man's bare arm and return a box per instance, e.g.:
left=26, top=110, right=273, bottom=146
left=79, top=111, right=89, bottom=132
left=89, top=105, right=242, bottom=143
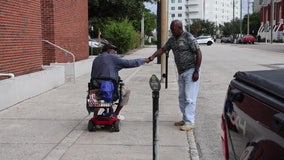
left=148, top=48, right=165, bottom=61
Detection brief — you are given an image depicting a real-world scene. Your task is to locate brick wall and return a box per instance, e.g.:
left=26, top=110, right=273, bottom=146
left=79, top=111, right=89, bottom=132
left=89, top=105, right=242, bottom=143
left=0, top=0, right=43, bottom=77
left=0, top=0, right=89, bottom=78
left=41, top=0, right=55, bottom=65
left=43, top=0, right=89, bottom=64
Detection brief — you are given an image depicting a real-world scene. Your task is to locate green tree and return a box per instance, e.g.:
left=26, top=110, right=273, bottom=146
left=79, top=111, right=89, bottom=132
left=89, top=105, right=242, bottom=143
left=88, top=0, right=157, bottom=48
left=201, top=20, right=216, bottom=36
left=88, top=0, right=156, bottom=27
left=219, top=18, right=241, bottom=36
left=220, top=22, right=233, bottom=36
left=103, top=19, right=138, bottom=54
left=132, top=9, right=157, bottom=41
left=190, top=19, right=201, bottom=37
left=242, top=12, right=260, bottom=36
left=190, top=19, right=216, bottom=37
left=88, top=0, right=147, bottom=21
left=143, top=10, right=157, bottom=41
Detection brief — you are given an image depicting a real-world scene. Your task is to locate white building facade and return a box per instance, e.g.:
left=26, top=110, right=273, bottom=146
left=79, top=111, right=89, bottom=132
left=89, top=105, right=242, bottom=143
left=168, top=0, right=241, bottom=31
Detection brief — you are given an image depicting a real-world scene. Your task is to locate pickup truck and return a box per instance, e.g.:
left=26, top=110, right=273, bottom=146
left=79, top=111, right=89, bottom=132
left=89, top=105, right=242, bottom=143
left=221, top=69, right=284, bottom=160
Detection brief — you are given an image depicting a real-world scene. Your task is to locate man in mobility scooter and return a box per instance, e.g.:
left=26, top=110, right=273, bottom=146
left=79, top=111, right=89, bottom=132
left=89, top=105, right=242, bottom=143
left=87, top=44, right=151, bottom=132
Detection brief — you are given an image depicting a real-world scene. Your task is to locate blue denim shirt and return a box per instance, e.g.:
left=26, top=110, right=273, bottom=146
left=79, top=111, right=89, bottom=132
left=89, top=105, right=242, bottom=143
left=91, top=52, right=145, bottom=82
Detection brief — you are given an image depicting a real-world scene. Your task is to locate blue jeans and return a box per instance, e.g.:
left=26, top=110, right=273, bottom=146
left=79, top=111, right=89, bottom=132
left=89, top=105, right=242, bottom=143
left=178, top=68, right=200, bottom=125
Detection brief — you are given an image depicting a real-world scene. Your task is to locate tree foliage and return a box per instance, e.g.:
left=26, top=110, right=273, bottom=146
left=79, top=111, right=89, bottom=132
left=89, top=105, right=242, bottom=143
left=219, top=12, right=260, bottom=37
left=242, top=12, right=260, bottom=36
left=189, top=20, right=201, bottom=37
left=89, top=0, right=146, bottom=21
left=103, top=19, right=138, bottom=54
left=220, top=18, right=241, bottom=36
left=132, top=9, right=157, bottom=40
left=88, top=0, right=157, bottom=51
left=190, top=19, right=216, bottom=37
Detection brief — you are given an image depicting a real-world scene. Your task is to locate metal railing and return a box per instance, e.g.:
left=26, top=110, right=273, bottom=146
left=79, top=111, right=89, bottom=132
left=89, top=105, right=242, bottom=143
left=42, top=40, right=76, bottom=83
left=0, top=73, right=15, bottom=79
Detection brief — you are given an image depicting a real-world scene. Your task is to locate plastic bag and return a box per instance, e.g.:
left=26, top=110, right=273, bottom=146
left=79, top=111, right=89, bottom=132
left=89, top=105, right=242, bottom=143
left=98, top=80, right=114, bottom=102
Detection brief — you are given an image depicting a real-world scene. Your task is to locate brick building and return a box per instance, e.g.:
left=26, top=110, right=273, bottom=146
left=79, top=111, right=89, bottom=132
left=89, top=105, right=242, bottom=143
left=0, top=0, right=89, bottom=79
left=258, top=0, right=284, bottom=41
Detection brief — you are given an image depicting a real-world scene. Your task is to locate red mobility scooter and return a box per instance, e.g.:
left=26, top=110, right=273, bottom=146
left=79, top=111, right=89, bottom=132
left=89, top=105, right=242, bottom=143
left=86, top=78, right=123, bottom=132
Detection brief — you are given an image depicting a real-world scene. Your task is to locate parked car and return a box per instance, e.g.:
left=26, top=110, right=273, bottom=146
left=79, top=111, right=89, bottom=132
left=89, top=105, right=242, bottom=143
left=238, top=35, right=256, bottom=44
left=196, top=36, right=214, bottom=46
left=92, top=38, right=112, bottom=45
left=221, top=37, right=234, bottom=43
left=221, top=69, right=284, bottom=160
left=89, top=39, right=101, bottom=48
left=89, top=38, right=114, bottom=48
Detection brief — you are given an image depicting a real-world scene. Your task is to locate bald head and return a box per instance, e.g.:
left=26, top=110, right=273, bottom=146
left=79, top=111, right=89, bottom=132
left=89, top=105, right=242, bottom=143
left=170, top=20, right=183, bottom=38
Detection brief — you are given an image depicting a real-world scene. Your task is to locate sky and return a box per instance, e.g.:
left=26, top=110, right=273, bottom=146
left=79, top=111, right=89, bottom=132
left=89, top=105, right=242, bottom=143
left=242, top=0, right=255, bottom=16
left=144, top=2, right=157, bottom=13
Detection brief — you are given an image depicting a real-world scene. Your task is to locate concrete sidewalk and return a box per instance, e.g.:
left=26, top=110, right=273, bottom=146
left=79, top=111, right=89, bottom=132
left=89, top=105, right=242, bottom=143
left=0, top=46, right=199, bottom=160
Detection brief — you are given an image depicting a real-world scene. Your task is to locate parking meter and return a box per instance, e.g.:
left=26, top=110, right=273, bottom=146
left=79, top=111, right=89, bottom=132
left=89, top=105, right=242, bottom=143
left=150, top=74, right=161, bottom=92
left=149, top=74, right=161, bottom=160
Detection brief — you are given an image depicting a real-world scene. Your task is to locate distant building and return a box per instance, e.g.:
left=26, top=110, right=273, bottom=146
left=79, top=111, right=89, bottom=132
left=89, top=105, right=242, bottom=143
left=257, top=0, right=284, bottom=41
left=254, top=0, right=262, bottom=12
left=167, top=0, right=241, bottom=32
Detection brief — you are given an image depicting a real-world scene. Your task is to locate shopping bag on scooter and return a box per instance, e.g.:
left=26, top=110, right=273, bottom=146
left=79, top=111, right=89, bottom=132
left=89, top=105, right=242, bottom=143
left=98, top=80, right=114, bottom=103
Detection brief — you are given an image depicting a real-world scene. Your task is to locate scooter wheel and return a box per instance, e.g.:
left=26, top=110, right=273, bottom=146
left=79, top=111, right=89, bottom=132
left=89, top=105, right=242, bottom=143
left=113, top=119, right=120, bottom=132
left=88, top=120, right=96, bottom=132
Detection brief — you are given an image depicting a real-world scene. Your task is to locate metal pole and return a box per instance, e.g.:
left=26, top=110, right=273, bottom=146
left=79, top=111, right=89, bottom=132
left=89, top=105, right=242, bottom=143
left=160, top=0, right=167, bottom=83
left=247, top=0, right=250, bottom=35
left=156, top=1, right=161, bottom=64
left=240, top=0, right=242, bottom=35
left=149, top=74, right=161, bottom=160
left=233, top=0, right=235, bottom=40
left=98, top=28, right=101, bottom=47
left=91, top=26, right=94, bottom=55
left=164, top=51, right=169, bottom=89
left=152, top=90, right=159, bottom=160
left=270, top=0, right=274, bottom=44
left=141, top=12, right=145, bottom=47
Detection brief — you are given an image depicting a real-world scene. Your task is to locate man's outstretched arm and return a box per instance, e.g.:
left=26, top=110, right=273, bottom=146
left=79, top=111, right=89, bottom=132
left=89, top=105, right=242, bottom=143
left=148, top=48, right=165, bottom=61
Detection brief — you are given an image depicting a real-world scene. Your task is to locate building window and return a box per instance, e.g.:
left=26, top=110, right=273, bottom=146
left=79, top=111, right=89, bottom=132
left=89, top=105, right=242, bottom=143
left=171, top=0, right=175, bottom=3
left=178, top=0, right=182, bottom=3
left=171, top=7, right=175, bottom=10
left=178, top=14, right=182, bottom=17
left=178, top=6, right=182, bottom=10
left=171, top=14, right=175, bottom=17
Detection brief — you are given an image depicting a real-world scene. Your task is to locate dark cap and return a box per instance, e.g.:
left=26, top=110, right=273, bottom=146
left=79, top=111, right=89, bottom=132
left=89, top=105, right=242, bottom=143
left=102, top=44, right=117, bottom=52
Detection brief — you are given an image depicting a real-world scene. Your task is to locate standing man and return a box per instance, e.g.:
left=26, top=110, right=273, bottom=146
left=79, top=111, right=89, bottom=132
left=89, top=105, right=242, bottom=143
left=148, top=20, right=202, bottom=131
left=91, top=44, right=150, bottom=117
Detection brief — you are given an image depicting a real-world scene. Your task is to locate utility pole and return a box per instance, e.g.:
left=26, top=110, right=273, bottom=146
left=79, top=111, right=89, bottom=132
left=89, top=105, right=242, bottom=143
left=141, top=12, right=145, bottom=47
left=233, top=0, right=235, bottom=40
left=247, top=0, right=250, bottom=35
left=233, top=0, right=235, bottom=20
left=270, top=0, right=274, bottom=44
left=160, top=0, right=167, bottom=83
left=156, top=1, right=161, bottom=64
left=240, top=0, right=242, bottom=36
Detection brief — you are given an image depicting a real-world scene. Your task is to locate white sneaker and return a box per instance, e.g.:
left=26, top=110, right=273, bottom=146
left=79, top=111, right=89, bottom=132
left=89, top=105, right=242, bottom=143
left=117, top=115, right=125, bottom=120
